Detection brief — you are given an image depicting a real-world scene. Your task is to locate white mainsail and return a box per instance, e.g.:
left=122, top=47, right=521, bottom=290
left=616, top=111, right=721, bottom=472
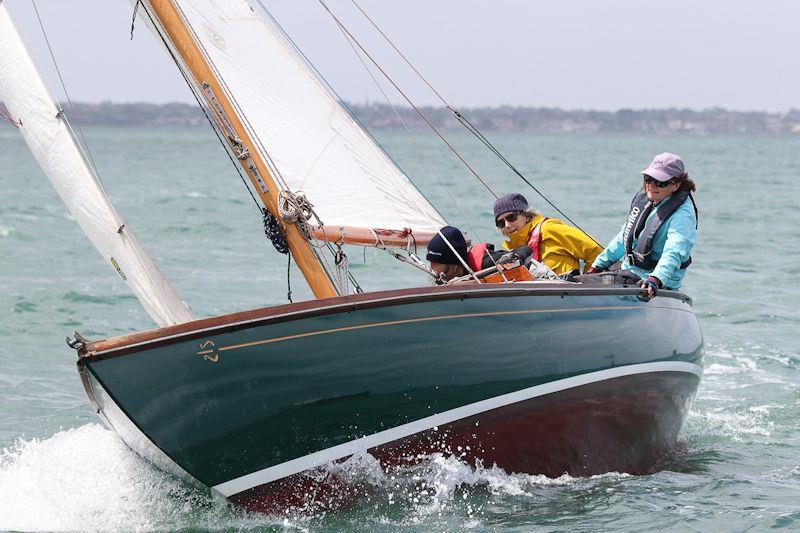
left=163, top=0, right=447, bottom=233
left=0, top=2, right=193, bottom=327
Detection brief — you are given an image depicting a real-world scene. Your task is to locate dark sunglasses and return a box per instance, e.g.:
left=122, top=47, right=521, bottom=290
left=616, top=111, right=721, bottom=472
left=495, top=212, right=522, bottom=228
left=643, top=175, right=677, bottom=188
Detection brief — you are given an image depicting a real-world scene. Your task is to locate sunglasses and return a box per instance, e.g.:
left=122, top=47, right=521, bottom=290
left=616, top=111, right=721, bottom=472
left=643, top=175, right=677, bottom=188
left=495, top=212, right=522, bottom=228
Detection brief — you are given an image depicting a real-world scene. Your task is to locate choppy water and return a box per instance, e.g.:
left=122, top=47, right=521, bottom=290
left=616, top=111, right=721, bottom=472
left=1, top=126, right=799, bottom=531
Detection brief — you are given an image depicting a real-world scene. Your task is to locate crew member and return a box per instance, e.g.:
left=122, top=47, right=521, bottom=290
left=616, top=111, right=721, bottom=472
left=579, top=152, right=698, bottom=300
left=426, top=226, right=510, bottom=282
left=493, top=193, right=602, bottom=276
left=426, top=226, right=471, bottom=282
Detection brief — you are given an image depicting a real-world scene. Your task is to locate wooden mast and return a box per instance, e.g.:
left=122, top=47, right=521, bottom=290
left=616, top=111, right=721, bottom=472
left=146, top=0, right=337, bottom=299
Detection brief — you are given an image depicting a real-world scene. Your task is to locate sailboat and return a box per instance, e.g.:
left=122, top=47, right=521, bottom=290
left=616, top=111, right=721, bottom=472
left=1, top=0, right=703, bottom=514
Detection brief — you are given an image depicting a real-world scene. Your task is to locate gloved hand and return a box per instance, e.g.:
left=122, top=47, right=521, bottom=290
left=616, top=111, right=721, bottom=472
left=497, top=252, right=520, bottom=265
left=585, top=265, right=605, bottom=274
left=638, top=276, right=661, bottom=301
left=497, top=245, right=533, bottom=265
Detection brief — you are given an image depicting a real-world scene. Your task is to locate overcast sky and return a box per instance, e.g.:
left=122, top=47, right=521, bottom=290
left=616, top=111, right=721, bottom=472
left=6, top=0, right=800, bottom=112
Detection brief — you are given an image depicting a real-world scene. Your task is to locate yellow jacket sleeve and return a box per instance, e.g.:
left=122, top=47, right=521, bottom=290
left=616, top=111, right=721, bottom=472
left=542, top=219, right=603, bottom=267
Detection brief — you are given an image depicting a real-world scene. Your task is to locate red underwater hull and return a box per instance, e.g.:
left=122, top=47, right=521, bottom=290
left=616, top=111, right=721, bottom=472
left=231, top=370, right=699, bottom=513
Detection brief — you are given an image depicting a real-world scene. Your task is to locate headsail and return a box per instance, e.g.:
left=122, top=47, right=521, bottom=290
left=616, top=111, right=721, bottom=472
left=0, top=2, right=193, bottom=327
left=160, top=0, right=448, bottom=235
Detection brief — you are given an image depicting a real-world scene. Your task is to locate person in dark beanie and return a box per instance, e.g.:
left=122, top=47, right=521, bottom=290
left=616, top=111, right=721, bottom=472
left=493, top=193, right=602, bottom=276
left=426, top=226, right=470, bottom=282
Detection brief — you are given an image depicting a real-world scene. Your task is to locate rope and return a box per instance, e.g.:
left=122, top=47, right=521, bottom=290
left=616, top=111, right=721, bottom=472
left=286, top=252, right=293, bottom=302
left=30, top=0, right=99, bottom=174
left=130, top=0, right=141, bottom=40
left=22, top=1, right=183, bottom=320
left=347, top=0, right=602, bottom=249
left=317, top=0, right=497, bottom=199
left=277, top=190, right=314, bottom=224
left=262, top=208, right=289, bottom=254
left=349, top=0, right=449, bottom=105
left=454, top=111, right=603, bottom=248
left=333, top=242, right=351, bottom=295
left=0, top=106, right=20, bottom=128
left=334, top=19, right=490, bottom=248
left=333, top=24, right=509, bottom=280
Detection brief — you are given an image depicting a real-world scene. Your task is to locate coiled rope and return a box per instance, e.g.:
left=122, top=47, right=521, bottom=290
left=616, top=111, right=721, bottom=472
left=277, top=190, right=314, bottom=224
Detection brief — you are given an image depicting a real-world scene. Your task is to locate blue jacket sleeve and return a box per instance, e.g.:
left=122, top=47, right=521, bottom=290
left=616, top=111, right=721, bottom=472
left=651, top=201, right=697, bottom=284
left=592, top=224, right=626, bottom=269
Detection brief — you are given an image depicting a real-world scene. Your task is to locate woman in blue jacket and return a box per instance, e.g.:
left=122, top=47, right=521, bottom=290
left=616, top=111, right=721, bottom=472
left=579, top=152, right=698, bottom=300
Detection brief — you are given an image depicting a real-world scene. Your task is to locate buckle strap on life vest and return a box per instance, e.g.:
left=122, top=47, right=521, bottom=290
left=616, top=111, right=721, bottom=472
left=623, top=190, right=695, bottom=270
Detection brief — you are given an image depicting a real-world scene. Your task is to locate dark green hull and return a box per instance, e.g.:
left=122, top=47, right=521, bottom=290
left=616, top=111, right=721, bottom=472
left=77, top=283, right=703, bottom=512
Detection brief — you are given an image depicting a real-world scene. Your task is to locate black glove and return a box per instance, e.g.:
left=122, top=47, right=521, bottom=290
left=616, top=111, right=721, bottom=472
left=496, top=252, right=520, bottom=265
left=497, top=246, right=532, bottom=265
left=638, top=276, right=661, bottom=301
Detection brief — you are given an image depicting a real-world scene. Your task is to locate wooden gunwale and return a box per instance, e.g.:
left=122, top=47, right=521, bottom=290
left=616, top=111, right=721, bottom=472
left=79, top=284, right=692, bottom=362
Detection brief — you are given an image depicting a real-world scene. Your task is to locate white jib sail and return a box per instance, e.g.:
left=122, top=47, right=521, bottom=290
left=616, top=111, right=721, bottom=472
left=166, top=0, right=447, bottom=233
left=0, top=2, right=193, bottom=327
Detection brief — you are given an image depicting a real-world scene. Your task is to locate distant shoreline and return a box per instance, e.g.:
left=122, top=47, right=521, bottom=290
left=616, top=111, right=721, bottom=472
left=3, top=101, right=799, bottom=134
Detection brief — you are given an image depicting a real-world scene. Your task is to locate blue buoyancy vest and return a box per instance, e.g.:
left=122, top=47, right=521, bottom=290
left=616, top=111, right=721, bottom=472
left=623, top=190, right=698, bottom=270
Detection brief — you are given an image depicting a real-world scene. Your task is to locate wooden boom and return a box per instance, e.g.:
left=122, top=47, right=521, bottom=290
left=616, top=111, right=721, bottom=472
left=145, top=0, right=337, bottom=299
left=310, top=225, right=468, bottom=248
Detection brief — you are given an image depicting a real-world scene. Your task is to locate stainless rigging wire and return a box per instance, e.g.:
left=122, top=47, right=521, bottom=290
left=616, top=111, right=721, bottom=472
left=346, top=0, right=603, bottom=248
left=253, top=1, right=478, bottom=282
left=317, top=0, right=497, bottom=199
left=329, top=10, right=505, bottom=280
left=30, top=0, right=99, bottom=177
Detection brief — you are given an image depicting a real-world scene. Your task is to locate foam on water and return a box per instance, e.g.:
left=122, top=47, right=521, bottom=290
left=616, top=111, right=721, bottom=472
left=3, top=129, right=800, bottom=530
left=2, top=425, right=203, bottom=531
left=0, top=425, right=313, bottom=531
left=0, top=423, right=638, bottom=531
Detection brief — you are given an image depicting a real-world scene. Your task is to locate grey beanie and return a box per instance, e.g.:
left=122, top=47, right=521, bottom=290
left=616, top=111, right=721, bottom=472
left=493, top=193, right=529, bottom=219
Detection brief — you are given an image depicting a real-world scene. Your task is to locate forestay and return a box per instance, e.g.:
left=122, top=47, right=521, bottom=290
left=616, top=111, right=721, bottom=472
left=170, top=0, right=447, bottom=233
left=0, top=2, right=193, bottom=327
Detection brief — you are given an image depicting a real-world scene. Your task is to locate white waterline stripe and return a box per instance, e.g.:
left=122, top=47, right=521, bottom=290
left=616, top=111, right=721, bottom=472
left=213, top=361, right=702, bottom=497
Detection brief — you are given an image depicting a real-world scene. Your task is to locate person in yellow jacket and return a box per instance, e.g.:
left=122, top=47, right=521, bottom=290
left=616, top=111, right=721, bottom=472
left=493, top=193, right=602, bottom=276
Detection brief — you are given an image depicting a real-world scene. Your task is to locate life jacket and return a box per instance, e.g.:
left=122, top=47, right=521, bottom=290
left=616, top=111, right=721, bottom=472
left=526, top=217, right=549, bottom=262
left=467, top=242, right=489, bottom=272
left=623, top=190, right=698, bottom=270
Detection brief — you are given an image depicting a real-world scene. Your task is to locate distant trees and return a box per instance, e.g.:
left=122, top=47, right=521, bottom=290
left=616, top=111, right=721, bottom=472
left=2, top=102, right=799, bottom=134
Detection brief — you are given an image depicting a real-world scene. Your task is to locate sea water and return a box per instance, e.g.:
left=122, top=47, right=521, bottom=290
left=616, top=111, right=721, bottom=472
left=1, top=126, right=798, bottom=531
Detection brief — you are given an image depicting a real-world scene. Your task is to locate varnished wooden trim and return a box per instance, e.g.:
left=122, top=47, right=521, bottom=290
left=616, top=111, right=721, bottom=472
left=310, top=225, right=471, bottom=247
left=79, top=283, right=692, bottom=362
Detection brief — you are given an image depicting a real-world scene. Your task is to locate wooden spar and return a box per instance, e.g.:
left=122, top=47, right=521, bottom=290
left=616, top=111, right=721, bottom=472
left=145, top=0, right=337, bottom=299
left=310, top=225, right=470, bottom=248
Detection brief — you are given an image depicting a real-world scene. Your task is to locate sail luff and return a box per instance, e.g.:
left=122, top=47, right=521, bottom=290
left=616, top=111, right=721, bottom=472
left=161, top=1, right=448, bottom=232
left=143, top=0, right=338, bottom=300
left=0, top=2, right=194, bottom=327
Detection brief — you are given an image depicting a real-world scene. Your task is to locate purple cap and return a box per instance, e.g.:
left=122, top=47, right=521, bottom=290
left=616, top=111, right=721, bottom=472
left=642, top=152, right=685, bottom=182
